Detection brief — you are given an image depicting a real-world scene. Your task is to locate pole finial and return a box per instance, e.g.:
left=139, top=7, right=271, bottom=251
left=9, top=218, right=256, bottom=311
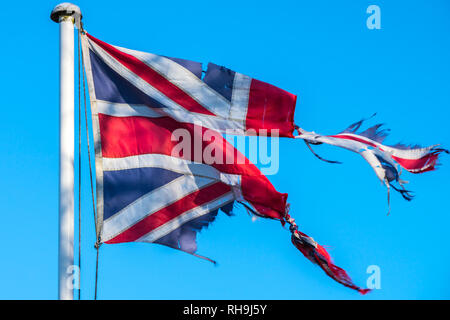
left=50, top=3, right=82, bottom=24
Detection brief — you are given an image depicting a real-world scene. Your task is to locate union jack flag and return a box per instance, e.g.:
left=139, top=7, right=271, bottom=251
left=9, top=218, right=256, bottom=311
left=81, top=32, right=447, bottom=294
left=81, top=33, right=293, bottom=258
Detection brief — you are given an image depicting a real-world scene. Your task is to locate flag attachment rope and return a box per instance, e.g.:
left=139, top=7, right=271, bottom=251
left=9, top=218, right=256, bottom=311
left=76, top=26, right=82, bottom=301
left=79, top=23, right=102, bottom=300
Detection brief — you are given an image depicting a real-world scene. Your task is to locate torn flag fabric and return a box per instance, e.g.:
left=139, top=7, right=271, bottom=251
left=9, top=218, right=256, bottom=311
left=295, top=115, right=449, bottom=212
left=81, top=31, right=445, bottom=294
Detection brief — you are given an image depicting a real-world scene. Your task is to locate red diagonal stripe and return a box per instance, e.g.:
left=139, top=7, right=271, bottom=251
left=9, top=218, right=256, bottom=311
left=329, top=134, right=442, bottom=173
left=106, top=182, right=231, bottom=243
left=328, top=134, right=378, bottom=148
left=87, top=33, right=215, bottom=116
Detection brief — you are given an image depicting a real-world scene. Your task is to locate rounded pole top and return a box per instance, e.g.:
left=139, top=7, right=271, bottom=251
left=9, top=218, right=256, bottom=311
left=50, top=3, right=82, bottom=23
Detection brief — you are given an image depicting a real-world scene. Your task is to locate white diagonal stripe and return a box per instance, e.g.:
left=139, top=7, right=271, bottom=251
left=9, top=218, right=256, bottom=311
left=136, top=192, right=235, bottom=243
left=114, top=45, right=232, bottom=118
left=102, top=175, right=216, bottom=242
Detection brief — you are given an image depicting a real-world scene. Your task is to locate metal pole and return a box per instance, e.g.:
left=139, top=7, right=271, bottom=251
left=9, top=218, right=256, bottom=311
left=51, top=3, right=82, bottom=300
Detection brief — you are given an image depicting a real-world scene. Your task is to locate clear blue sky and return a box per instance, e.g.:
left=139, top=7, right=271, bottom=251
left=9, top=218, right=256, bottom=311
left=0, top=0, right=449, bottom=299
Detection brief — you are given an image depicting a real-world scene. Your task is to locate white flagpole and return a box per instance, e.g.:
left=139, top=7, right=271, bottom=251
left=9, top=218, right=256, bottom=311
left=51, top=3, right=82, bottom=300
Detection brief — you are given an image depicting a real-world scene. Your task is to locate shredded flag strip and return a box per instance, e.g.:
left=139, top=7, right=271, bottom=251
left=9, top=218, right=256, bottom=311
left=295, top=115, right=448, bottom=213
left=81, top=32, right=447, bottom=294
